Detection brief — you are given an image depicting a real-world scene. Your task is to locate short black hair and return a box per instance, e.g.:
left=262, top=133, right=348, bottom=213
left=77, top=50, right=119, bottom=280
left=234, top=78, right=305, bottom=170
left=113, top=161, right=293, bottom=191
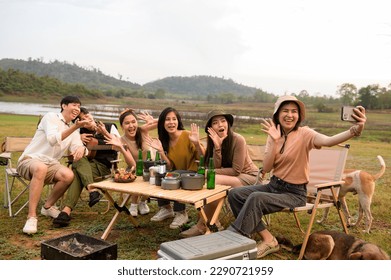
left=79, top=107, right=89, bottom=115
left=60, top=96, right=81, bottom=106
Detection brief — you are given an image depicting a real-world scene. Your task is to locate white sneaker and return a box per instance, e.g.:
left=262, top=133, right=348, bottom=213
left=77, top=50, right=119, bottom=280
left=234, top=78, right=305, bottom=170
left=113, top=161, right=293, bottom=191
left=138, top=201, right=150, bottom=215
left=169, top=211, right=189, bottom=229
left=23, top=217, right=38, bottom=234
left=41, top=206, right=60, bottom=218
left=150, top=207, right=174, bottom=222
left=129, top=203, right=138, bottom=217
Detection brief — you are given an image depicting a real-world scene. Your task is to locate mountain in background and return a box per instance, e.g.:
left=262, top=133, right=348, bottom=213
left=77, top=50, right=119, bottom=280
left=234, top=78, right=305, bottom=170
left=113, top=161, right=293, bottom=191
left=0, top=58, right=141, bottom=92
left=143, top=75, right=258, bottom=96
left=0, top=58, right=265, bottom=97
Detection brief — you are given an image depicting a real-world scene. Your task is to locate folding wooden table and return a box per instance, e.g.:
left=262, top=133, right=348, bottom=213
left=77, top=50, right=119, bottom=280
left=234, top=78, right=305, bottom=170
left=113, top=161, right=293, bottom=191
left=88, top=177, right=231, bottom=240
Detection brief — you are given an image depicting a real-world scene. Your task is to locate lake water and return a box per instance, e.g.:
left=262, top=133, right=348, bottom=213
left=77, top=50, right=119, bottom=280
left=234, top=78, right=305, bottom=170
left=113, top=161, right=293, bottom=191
left=0, top=101, right=58, bottom=116
left=0, top=101, right=262, bottom=123
left=0, top=101, right=124, bottom=120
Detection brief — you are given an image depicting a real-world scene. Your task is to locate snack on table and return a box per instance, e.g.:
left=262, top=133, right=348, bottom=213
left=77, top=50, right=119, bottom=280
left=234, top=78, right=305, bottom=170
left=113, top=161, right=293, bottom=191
left=113, top=167, right=137, bottom=183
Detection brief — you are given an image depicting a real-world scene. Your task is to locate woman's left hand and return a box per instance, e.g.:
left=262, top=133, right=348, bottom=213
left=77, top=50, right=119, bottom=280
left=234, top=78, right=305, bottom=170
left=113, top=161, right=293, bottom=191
left=138, top=111, right=154, bottom=125
left=260, top=118, right=281, bottom=141
left=207, top=127, right=226, bottom=149
left=104, top=134, right=121, bottom=146
left=144, top=135, right=164, bottom=152
left=352, top=106, right=367, bottom=134
left=104, top=134, right=123, bottom=151
left=189, top=123, right=200, bottom=144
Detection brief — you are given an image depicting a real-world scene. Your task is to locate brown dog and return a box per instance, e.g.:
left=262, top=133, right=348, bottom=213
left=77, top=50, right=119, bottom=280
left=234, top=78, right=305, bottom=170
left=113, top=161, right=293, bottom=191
left=319, top=155, right=386, bottom=233
left=278, top=230, right=390, bottom=260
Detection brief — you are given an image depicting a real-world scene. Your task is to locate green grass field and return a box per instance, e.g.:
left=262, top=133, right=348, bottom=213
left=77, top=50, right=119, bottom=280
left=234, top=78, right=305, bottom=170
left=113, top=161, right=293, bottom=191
left=0, top=106, right=390, bottom=260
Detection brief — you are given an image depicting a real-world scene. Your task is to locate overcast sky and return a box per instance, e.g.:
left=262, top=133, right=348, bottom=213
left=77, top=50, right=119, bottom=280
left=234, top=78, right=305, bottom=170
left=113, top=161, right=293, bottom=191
left=1, top=0, right=390, bottom=96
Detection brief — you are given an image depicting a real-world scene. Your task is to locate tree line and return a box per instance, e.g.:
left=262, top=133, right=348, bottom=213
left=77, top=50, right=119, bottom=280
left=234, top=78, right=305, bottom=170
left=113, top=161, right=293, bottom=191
left=1, top=67, right=391, bottom=109
left=0, top=68, right=103, bottom=99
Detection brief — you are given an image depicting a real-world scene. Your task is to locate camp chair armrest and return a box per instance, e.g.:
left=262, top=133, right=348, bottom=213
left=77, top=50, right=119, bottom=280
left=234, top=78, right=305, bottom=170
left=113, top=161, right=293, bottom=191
left=313, top=180, right=345, bottom=190
left=0, top=152, right=11, bottom=160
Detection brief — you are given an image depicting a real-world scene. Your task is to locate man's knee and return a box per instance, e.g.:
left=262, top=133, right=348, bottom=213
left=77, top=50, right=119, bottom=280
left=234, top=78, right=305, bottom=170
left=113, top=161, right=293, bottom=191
left=57, top=167, right=74, bottom=184
left=31, top=163, right=48, bottom=180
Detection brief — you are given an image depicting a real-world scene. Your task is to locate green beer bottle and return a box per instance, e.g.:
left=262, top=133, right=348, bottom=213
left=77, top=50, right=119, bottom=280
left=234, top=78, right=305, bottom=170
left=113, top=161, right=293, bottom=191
left=197, top=155, right=205, bottom=175
left=136, top=149, right=143, bottom=176
left=155, top=151, right=160, bottom=161
left=207, top=157, right=215, bottom=190
left=146, top=150, right=152, bottom=161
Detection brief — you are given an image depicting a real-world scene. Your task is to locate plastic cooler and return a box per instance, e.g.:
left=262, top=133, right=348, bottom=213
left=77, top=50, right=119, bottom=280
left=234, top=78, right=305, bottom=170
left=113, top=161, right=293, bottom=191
left=157, top=230, right=257, bottom=260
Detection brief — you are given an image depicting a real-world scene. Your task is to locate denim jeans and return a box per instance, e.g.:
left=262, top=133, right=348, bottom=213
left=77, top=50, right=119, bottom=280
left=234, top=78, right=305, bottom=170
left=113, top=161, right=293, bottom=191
left=228, top=176, right=307, bottom=236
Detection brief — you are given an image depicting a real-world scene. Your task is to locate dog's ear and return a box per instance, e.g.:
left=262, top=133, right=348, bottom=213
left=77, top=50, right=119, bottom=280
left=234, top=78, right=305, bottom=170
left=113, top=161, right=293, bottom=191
left=349, top=252, right=363, bottom=260
left=275, top=234, right=294, bottom=250
left=351, top=244, right=391, bottom=260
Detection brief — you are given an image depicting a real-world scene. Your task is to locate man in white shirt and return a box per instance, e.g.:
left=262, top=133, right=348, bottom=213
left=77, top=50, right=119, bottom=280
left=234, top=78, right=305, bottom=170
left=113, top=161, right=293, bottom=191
left=53, top=107, right=121, bottom=227
left=17, top=96, right=91, bottom=234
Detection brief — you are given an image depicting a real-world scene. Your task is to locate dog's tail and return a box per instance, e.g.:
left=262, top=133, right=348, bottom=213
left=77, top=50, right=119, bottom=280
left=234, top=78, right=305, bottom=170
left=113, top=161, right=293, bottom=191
left=372, top=155, right=386, bottom=181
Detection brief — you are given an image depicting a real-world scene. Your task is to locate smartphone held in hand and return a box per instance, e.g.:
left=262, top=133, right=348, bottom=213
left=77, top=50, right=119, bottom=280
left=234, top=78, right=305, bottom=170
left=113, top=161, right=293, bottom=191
left=341, top=106, right=356, bottom=122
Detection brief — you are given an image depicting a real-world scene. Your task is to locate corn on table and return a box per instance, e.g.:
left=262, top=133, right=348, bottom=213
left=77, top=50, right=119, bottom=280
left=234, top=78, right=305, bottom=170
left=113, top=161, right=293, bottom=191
left=88, top=176, right=231, bottom=240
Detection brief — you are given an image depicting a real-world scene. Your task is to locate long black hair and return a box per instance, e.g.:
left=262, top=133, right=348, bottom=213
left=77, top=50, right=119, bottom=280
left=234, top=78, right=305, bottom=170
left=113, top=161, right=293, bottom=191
left=158, top=107, right=185, bottom=153
left=119, top=109, right=143, bottom=149
left=204, top=117, right=234, bottom=167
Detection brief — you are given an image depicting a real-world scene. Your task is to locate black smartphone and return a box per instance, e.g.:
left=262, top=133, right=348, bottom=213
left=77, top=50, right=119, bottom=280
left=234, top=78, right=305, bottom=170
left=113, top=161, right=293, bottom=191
left=341, top=106, right=356, bottom=122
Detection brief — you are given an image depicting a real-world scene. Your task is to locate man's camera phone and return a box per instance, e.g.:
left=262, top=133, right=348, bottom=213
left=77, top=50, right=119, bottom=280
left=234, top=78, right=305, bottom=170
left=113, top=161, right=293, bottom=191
left=341, top=106, right=356, bottom=122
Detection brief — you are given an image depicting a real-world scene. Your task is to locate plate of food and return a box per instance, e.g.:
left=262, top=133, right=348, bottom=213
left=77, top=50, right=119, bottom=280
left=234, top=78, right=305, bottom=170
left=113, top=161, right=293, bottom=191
left=113, top=167, right=137, bottom=183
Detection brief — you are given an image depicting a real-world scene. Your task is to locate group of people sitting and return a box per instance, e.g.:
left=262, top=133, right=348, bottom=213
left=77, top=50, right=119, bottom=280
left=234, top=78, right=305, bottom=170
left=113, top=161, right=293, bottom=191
left=17, top=95, right=367, bottom=259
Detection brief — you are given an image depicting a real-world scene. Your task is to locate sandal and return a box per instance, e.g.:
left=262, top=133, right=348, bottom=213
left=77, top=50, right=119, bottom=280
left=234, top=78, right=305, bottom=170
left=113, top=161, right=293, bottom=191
left=180, top=224, right=206, bottom=238
left=256, top=237, right=280, bottom=258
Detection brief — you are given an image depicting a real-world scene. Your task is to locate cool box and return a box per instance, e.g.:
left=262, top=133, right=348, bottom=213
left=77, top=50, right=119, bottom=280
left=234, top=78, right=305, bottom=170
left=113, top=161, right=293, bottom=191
left=158, top=230, right=257, bottom=260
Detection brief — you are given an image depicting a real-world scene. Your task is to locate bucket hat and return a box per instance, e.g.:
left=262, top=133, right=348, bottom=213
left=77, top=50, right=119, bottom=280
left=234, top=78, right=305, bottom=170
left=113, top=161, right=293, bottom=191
left=273, top=95, right=306, bottom=121
left=205, top=109, right=234, bottom=133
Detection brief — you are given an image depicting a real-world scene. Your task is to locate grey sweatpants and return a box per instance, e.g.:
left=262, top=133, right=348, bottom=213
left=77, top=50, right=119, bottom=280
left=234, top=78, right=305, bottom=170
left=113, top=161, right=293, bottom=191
left=228, top=176, right=307, bottom=236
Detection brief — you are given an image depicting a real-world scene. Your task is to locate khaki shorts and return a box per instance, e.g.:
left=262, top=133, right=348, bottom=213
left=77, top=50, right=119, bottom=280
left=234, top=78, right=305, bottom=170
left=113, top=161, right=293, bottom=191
left=17, top=157, right=64, bottom=185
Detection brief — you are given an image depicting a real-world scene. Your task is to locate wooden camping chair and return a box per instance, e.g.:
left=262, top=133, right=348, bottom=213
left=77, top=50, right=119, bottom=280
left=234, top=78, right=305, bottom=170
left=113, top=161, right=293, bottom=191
left=1, top=136, right=33, bottom=216
left=281, top=144, right=350, bottom=259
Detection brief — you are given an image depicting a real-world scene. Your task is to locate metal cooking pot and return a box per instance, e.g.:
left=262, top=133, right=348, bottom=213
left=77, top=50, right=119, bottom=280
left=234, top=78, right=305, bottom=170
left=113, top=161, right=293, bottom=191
left=161, top=172, right=181, bottom=190
left=181, top=173, right=205, bottom=190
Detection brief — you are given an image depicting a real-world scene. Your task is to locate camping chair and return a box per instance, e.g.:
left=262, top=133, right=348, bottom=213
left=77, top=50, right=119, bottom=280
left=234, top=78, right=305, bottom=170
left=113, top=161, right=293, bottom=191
left=280, top=144, right=350, bottom=259
left=1, top=136, right=33, bottom=217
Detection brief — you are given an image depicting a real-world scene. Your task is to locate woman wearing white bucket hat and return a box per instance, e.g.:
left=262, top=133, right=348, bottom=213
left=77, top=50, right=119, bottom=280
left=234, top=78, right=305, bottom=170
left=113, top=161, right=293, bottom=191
left=228, top=95, right=367, bottom=259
